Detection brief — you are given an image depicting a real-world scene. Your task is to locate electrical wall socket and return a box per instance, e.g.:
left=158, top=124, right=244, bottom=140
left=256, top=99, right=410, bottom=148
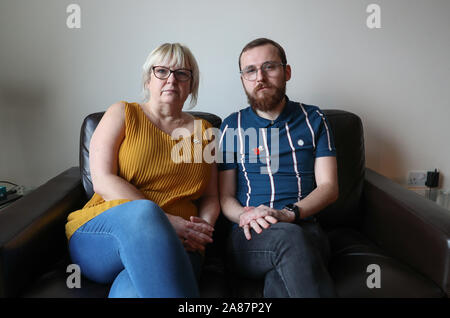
left=407, top=171, right=427, bottom=186
left=16, top=185, right=25, bottom=195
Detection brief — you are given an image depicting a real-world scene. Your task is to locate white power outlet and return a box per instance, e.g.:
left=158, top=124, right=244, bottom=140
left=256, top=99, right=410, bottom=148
left=407, top=171, right=427, bottom=186
left=15, top=185, right=25, bottom=195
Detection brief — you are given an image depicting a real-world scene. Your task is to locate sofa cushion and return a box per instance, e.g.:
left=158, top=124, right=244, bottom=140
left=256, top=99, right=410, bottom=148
left=23, top=255, right=231, bottom=298
left=22, top=259, right=109, bottom=298
left=327, top=228, right=445, bottom=298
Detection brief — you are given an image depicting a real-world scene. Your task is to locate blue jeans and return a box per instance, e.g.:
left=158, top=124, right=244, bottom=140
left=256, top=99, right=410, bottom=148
left=68, top=200, right=201, bottom=298
left=227, top=221, right=336, bottom=297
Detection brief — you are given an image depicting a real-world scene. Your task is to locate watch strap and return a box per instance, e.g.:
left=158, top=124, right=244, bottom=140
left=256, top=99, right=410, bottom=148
left=284, top=203, right=301, bottom=224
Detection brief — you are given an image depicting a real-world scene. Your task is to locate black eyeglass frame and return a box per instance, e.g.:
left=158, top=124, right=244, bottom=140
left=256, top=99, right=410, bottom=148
left=152, top=66, right=193, bottom=82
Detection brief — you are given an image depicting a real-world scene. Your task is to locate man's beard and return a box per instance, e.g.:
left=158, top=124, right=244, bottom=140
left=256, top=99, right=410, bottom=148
left=245, top=82, right=286, bottom=112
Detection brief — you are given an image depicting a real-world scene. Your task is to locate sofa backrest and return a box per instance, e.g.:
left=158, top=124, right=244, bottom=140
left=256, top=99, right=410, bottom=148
left=318, top=110, right=366, bottom=231
left=79, top=112, right=104, bottom=199
left=79, top=109, right=365, bottom=231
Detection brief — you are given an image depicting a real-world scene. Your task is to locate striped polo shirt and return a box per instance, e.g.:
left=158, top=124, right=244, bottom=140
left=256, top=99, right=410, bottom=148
left=218, top=96, right=336, bottom=211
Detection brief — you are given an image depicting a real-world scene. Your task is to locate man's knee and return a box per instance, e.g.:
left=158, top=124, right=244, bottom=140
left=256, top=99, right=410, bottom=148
left=269, top=222, right=306, bottom=241
left=266, top=223, right=316, bottom=254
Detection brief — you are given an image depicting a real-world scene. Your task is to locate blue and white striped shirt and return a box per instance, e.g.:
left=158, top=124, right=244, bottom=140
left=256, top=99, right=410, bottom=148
left=218, top=96, right=336, bottom=211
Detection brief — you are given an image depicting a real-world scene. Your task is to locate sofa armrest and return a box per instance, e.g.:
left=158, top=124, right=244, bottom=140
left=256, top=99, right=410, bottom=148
left=0, top=167, right=85, bottom=297
left=362, top=168, right=450, bottom=296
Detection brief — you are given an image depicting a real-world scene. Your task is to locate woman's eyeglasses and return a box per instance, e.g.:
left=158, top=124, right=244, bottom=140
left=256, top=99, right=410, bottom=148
left=152, top=66, right=192, bottom=82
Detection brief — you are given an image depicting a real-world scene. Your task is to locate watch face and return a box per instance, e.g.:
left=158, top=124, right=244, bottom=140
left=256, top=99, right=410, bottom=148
left=285, top=204, right=300, bottom=223
left=285, top=204, right=294, bottom=210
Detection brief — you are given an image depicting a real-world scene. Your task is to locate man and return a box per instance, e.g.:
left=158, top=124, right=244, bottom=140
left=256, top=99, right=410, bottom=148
left=218, top=38, right=338, bottom=297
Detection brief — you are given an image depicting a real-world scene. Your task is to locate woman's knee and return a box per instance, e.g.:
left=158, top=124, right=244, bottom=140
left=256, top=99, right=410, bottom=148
left=121, top=200, right=180, bottom=242
left=123, top=200, right=168, bottom=228
left=130, top=199, right=164, bottom=215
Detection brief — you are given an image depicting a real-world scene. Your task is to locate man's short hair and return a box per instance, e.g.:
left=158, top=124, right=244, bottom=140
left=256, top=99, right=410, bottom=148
left=238, top=38, right=287, bottom=71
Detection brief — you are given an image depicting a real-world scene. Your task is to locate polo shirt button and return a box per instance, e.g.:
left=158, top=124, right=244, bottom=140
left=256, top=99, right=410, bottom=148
left=298, top=139, right=304, bottom=146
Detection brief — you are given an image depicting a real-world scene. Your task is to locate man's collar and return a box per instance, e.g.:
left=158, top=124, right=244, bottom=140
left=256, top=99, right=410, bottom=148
left=247, top=95, right=295, bottom=127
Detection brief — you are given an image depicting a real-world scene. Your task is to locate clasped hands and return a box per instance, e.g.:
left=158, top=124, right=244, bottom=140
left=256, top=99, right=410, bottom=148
left=239, top=205, right=295, bottom=240
left=169, top=205, right=295, bottom=250
left=170, top=215, right=214, bottom=253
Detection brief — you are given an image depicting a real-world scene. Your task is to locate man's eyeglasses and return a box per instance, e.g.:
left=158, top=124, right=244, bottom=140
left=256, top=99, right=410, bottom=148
left=152, top=66, right=193, bottom=82
left=240, top=61, right=286, bottom=81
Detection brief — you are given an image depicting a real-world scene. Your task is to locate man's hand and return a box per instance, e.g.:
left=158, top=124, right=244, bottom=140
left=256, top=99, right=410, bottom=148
left=239, top=206, right=274, bottom=240
left=239, top=205, right=295, bottom=240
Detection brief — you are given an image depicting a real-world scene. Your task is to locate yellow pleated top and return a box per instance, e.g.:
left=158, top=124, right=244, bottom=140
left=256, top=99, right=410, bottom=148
left=65, top=101, right=213, bottom=240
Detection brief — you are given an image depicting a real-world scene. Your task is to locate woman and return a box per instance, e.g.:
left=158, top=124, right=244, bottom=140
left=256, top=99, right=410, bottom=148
left=65, top=43, right=219, bottom=298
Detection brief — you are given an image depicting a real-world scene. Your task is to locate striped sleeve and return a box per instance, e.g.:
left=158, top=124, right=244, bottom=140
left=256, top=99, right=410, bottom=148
left=315, top=109, right=336, bottom=158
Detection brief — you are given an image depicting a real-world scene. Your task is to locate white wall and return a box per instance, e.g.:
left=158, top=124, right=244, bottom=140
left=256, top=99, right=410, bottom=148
left=1, top=0, right=449, bottom=189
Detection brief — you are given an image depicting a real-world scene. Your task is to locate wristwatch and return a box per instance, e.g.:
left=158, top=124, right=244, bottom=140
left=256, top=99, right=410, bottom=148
left=283, top=203, right=301, bottom=224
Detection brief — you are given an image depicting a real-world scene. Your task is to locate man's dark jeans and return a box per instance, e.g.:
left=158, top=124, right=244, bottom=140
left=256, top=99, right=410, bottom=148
left=226, top=220, right=336, bottom=297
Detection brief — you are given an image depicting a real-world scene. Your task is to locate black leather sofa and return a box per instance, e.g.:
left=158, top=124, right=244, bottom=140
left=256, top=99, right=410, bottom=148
left=1, top=109, right=449, bottom=298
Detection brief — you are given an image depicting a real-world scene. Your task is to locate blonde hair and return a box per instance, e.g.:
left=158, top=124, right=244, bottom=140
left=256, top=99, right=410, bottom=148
left=142, top=43, right=199, bottom=108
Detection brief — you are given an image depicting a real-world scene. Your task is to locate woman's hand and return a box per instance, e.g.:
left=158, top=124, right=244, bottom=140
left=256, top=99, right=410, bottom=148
left=184, top=217, right=215, bottom=252
left=167, top=214, right=214, bottom=253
